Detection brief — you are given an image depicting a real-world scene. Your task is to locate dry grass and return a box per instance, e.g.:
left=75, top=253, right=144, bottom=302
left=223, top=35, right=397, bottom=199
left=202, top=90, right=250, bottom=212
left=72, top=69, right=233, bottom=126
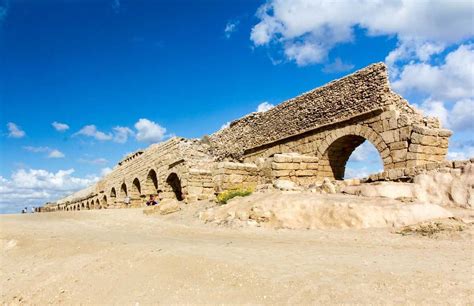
left=396, top=217, right=468, bottom=237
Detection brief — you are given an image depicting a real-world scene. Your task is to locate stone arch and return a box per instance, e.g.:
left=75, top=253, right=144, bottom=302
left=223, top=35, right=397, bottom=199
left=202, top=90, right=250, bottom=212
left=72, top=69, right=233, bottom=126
left=101, top=195, right=108, bottom=209
left=81, top=202, right=85, bottom=209
left=144, top=169, right=159, bottom=196
left=166, top=172, right=183, bottom=201
left=119, top=182, right=129, bottom=205
left=317, top=125, right=389, bottom=180
left=130, top=178, right=143, bottom=206
left=95, top=199, right=100, bottom=209
left=131, top=178, right=141, bottom=196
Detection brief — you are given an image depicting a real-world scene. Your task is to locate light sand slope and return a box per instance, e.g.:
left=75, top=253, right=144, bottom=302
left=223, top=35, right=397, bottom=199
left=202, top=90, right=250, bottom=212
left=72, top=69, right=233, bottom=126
left=1, top=206, right=472, bottom=305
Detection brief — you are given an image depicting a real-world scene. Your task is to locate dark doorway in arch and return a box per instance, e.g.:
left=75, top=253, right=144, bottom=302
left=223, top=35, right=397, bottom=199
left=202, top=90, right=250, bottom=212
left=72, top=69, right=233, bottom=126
left=81, top=203, right=85, bottom=209
left=110, top=187, right=117, bottom=198
left=132, top=178, right=141, bottom=196
left=146, top=169, right=158, bottom=195
left=324, top=136, right=383, bottom=180
left=166, top=173, right=183, bottom=201
left=101, top=195, right=108, bottom=209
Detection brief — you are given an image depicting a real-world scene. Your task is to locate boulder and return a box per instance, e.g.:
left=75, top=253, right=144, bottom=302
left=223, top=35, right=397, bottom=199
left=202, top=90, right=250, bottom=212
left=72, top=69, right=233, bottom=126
left=158, top=199, right=181, bottom=215
left=273, top=179, right=301, bottom=191
left=321, top=178, right=336, bottom=194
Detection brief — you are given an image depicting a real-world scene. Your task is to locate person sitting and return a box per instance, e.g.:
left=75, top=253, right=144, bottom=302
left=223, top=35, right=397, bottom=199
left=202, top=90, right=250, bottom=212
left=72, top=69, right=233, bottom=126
left=146, top=195, right=158, bottom=206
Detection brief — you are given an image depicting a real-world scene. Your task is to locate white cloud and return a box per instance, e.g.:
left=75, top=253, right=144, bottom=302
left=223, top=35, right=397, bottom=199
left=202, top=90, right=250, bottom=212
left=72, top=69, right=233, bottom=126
left=101, top=167, right=113, bottom=176
left=78, top=157, right=108, bottom=165
left=393, top=44, right=474, bottom=101
left=23, top=146, right=65, bottom=158
left=220, top=121, right=231, bottom=130
left=74, top=125, right=113, bottom=141
left=134, top=118, right=167, bottom=143
left=256, top=101, right=274, bottom=112
left=450, top=99, right=474, bottom=131
left=322, top=58, right=354, bottom=74
left=113, top=126, right=134, bottom=143
left=52, top=121, right=69, bottom=132
left=0, top=168, right=99, bottom=214
left=250, top=0, right=474, bottom=66
left=7, top=122, right=25, bottom=138
left=224, top=20, right=239, bottom=39
left=23, top=146, right=50, bottom=153
left=47, top=149, right=65, bottom=159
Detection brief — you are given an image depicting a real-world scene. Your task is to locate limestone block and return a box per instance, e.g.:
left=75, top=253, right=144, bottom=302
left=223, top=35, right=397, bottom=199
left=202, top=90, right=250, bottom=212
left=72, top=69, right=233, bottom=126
left=271, top=162, right=300, bottom=170
left=411, top=133, right=439, bottom=146
left=438, top=129, right=453, bottom=137
left=187, top=186, right=203, bottom=195
left=412, top=125, right=438, bottom=136
left=399, top=126, right=411, bottom=141
left=272, top=170, right=292, bottom=177
left=389, top=141, right=408, bottom=150
left=391, top=149, right=407, bottom=162
left=295, top=170, right=318, bottom=176
left=381, top=130, right=397, bottom=143
left=273, top=179, right=301, bottom=191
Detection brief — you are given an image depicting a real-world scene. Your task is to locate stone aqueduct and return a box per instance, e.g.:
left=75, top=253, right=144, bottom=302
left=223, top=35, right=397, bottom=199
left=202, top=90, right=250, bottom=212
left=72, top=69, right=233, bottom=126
left=42, top=63, right=452, bottom=212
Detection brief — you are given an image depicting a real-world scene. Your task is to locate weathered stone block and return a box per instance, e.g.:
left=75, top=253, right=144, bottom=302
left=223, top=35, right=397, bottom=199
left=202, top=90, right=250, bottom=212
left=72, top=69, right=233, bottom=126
left=271, top=162, right=300, bottom=170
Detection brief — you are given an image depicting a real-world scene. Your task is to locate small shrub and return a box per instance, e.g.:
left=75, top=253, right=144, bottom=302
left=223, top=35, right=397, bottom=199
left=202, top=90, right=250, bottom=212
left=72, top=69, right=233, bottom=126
left=217, top=187, right=253, bottom=204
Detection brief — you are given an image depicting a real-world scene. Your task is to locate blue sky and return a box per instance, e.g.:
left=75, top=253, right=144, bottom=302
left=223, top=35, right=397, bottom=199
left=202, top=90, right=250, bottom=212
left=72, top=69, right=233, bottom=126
left=0, top=0, right=473, bottom=213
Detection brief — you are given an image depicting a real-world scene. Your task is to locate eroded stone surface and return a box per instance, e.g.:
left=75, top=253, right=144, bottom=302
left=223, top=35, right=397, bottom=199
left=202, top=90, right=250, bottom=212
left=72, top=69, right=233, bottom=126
left=40, top=63, right=460, bottom=212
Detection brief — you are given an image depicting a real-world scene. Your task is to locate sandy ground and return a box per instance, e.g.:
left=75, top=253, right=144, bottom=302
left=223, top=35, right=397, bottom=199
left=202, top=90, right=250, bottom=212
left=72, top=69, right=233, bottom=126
left=1, top=205, right=473, bottom=305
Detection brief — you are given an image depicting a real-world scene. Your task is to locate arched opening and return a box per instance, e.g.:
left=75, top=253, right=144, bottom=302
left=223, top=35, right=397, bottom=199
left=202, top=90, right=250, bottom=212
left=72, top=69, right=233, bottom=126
left=131, top=178, right=141, bottom=196
left=345, top=140, right=384, bottom=179
left=96, top=199, right=100, bottom=209
left=119, top=183, right=128, bottom=205
left=130, top=178, right=142, bottom=206
left=81, top=202, right=85, bottom=209
left=110, top=187, right=117, bottom=198
left=101, top=195, right=108, bottom=209
left=166, top=173, right=183, bottom=201
left=321, top=135, right=383, bottom=180
left=145, top=169, right=158, bottom=196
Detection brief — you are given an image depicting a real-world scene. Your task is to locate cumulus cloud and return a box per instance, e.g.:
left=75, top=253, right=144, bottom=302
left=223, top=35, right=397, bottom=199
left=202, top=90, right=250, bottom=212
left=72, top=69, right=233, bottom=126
left=256, top=101, right=274, bottom=112
left=220, top=121, right=231, bottom=130
left=250, top=0, right=474, bottom=66
left=134, top=118, right=167, bottom=143
left=7, top=122, right=25, bottom=138
left=74, top=125, right=113, bottom=141
left=0, top=168, right=99, bottom=214
left=23, top=146, right=65, bottom=159
left=322, top=58, right=354, bottom=74
left=393, top=44, right=474, bottom=101
left=47, top=149, right=65, bottom=159
left=113, top=126, right=134, bottom=143
left=78, top=157, right=108, bottom=165
left=52, top=121, right=69, bottom=132
left=224, top=20, right=239, bottom=39
left=100, top=167, right=113, bottom=176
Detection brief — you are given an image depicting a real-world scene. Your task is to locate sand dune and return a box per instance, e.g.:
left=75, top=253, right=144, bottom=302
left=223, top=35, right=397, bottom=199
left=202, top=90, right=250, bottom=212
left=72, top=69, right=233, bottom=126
left=1, top=203, right=472, bottom=305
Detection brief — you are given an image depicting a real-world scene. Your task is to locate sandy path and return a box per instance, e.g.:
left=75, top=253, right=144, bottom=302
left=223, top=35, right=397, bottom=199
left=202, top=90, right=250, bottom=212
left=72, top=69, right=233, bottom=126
left=1, top=208, right=472, bottom=305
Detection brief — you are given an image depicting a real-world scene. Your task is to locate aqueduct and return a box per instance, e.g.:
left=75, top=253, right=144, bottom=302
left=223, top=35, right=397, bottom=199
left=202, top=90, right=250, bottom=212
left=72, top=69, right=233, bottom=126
left=41, top=63, right=453, bottom=212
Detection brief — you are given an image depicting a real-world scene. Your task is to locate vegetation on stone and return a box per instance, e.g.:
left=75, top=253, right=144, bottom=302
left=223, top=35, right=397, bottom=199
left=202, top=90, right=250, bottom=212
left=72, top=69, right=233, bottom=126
left=217, top=187, right=253, bottom=204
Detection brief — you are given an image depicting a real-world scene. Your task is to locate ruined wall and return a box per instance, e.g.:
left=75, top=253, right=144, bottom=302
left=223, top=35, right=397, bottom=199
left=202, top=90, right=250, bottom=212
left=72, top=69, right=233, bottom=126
left=42, top=62, right=456, bottom=212
left=209, top=63, right=392, bottom=160
left=209, top=63, right=451, bottom=179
